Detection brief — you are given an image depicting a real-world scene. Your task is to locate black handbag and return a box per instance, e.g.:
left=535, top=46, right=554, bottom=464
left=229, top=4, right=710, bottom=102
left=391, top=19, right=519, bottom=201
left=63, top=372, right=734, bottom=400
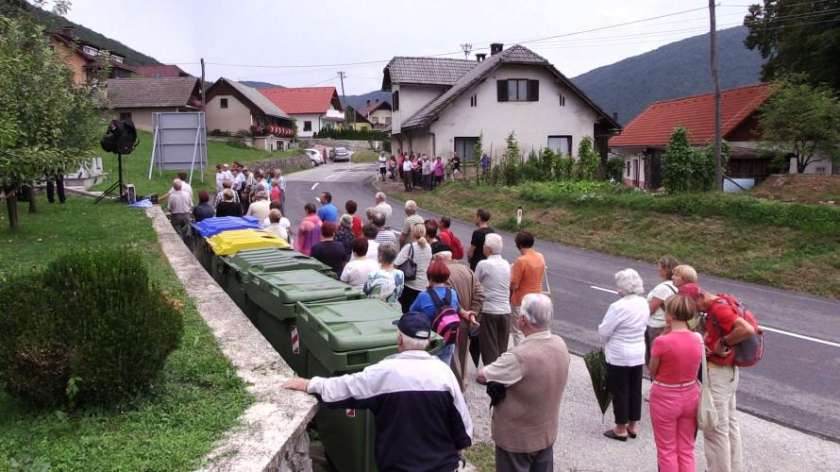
left=397, top=244, right=418, bottom=281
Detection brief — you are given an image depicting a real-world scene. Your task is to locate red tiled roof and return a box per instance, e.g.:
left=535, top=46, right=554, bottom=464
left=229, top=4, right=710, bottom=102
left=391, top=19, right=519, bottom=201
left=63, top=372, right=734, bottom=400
left=134, top=65, right=190, bottom=78
left=258, top=87, right=341, bottom=115
left=609, top=83, right=773, bottom=148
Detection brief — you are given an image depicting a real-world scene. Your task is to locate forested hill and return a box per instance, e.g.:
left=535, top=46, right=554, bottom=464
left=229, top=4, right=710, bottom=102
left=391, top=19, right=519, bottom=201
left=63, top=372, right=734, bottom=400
left=28, top=5, right=160, bottom=65
left=572, top=26, right=764, bottom=126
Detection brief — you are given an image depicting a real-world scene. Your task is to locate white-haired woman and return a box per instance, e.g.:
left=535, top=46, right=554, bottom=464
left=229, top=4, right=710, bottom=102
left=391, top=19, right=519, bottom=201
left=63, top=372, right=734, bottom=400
left=474, top=233, right=511, bottom=365
left=598, top=268, right=648, bottom=441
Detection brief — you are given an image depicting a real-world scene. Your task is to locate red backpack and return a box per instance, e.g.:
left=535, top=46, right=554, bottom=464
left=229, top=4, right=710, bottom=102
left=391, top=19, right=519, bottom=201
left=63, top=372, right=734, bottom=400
left=427, top=288, right=461, bottom=345
left=711, top=294, right=764, bottom=367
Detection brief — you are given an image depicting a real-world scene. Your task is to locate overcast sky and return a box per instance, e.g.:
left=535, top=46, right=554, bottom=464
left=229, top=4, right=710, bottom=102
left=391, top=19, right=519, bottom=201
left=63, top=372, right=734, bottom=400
left=62, top=0, right=750, bottom=95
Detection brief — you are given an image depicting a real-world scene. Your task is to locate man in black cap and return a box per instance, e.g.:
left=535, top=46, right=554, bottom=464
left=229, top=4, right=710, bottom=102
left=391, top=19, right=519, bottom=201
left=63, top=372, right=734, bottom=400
left=284, top=312, right=473, bottom=471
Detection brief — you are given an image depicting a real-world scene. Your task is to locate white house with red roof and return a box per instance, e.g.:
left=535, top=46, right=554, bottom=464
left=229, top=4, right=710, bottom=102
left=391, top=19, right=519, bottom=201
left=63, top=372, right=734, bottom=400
left=610, top=83, right=833, bottom=190
left=258, top=87, right=344, bottom=138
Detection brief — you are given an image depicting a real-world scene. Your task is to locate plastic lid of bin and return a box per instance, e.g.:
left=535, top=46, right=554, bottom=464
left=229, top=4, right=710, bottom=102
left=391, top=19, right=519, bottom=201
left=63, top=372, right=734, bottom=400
left=206, top=229, right=289, bottom=255
left=297, top=299, right=403, bottom=352
left=227, top=248, right=331, bottom=274
left=250, top=269, right=357, bottom=303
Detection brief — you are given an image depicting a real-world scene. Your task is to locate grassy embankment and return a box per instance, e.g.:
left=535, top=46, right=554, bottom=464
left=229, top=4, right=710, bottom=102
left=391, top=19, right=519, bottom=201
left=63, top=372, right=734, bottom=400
left=0, top=197, right=251, bottom=471
left=391, top=181, right=840, bottom=299
left=92, top=131, right=304, bottom=196
left=350, top=149, right=379, bottom=163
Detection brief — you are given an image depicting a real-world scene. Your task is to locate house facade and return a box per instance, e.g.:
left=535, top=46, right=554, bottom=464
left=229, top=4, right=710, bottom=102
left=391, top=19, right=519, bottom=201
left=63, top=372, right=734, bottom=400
left=383, top=44, right=619, bottom=161
left=258, top=87, right=344, bottom=138
left=106, top=77, right=202, bottom=132
left=358, top=99, right=392, bottom=129
left=610, top=83, right=834, bottom=191
left=205, top=78, right=295, bottom=151
left=343, top=106, right=374, bottom=131
left=49, top=28, right=135, bottom=86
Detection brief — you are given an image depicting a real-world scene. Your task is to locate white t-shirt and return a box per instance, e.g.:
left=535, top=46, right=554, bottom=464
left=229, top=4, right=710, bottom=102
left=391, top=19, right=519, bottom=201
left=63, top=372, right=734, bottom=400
left=374, top=201, right=393, bottom=222
left=598, top=295, right=649, bottom=366
left=365, top=239, right=380, bottom=262
left=646, top=280, right=678, bottom=328
left=394, top=242, right=433, bottom=292
left=178, top=180, right=193, bottom=202
left=341, top=257, right=380, bottom=291
left=263, top=218, right=291, bottom=242
left=475, top=254, right=512, bottom=314
left=402, top=160, right=413, bottom=172
left=378, top=154, right=388, bottom=169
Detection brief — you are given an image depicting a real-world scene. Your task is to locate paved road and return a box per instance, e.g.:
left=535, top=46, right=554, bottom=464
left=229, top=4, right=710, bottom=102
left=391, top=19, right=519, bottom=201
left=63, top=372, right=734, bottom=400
left=283, top=162, right=840, bottom=442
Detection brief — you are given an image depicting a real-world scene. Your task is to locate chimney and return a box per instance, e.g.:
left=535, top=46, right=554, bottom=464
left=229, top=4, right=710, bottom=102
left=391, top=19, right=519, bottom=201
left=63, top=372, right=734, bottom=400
left=375, top=98, right=379, bottom=103
left=60, top=25, right=75, bottom=38
left=490, top=43, right=503, bottom=55
left=475, top=53, right=486, bottom=62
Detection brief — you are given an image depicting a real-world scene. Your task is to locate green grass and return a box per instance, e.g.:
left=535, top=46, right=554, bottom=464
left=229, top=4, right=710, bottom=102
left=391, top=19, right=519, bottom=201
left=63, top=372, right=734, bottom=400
left=351, top=149, right=379, bottom=163
left=390, top=182, right=840, bottom=299
left=0, top=196, right=251, bottom=471
left=92, top=131, right=304, bottom=196
left=464, top=442, right=495, bottom=471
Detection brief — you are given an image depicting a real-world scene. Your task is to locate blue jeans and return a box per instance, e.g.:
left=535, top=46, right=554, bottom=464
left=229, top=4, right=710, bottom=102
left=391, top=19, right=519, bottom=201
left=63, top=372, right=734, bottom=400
left=438, top=343, right=455, bottom=365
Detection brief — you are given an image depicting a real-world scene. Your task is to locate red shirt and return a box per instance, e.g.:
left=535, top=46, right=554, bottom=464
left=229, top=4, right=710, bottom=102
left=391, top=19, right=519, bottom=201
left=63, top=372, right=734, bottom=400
left=351, top=215, right=363, bottom=238
left=438, top=229, right=464, bottom=260
left=704, top=297, right=739, bottom=366
left=651, top=331, right=703, bottom=384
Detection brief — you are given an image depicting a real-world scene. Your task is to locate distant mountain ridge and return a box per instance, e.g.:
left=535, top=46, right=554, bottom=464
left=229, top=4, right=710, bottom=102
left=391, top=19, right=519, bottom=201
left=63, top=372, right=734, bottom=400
left=572, top=26, right=764, bottom=125
left=28, top=5, right=160, bottom=65
left=241, top=81, right=284, bottom=89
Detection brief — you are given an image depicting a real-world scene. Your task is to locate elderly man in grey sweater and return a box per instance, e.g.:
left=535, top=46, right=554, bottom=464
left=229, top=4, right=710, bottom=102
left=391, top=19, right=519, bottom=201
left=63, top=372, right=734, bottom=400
left=478, top=293, right=570, bottom=472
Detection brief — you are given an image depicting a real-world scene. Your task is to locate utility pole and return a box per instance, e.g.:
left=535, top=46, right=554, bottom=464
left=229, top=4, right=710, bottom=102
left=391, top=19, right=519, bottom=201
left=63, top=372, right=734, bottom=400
left=709, top=1, right=722, bottom=190
left=337, top=71, right=346, bottom=99
left=460, top=43, right=473, bottom=59
left=200, top=58, right=206, bottom=110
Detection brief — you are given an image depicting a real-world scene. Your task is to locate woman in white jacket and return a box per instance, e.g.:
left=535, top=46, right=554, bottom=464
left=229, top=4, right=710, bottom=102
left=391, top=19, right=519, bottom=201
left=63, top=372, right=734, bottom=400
left=598, top=268, right=648, bottom=441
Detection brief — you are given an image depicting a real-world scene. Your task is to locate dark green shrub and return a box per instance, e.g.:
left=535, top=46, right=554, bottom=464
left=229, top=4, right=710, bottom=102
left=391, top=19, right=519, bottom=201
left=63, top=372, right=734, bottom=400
left=0, top=249, right=184, bottom=408
left=606, top=157, right=625, bottom=182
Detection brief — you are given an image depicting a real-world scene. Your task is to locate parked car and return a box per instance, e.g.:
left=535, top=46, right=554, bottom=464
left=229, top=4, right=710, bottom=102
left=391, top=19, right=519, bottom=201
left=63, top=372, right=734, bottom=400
left=333, top=147, right=352, bottom=162
left=304, top=148, right=325, bottom=166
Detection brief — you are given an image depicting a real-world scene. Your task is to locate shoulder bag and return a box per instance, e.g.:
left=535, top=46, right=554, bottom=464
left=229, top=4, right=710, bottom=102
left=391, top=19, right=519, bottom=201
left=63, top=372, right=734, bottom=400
left=397, top=244, right=417, bottom=281
left=697, top=333, right=719, bottom=432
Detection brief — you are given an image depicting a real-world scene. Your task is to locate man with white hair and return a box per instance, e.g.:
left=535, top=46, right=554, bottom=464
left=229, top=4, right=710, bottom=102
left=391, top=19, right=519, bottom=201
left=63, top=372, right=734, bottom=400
left=373, top=192, right=392, bottom=223
left=474, top=233, right=512, bottom=365
left=478, top=294, right=570, bottom=472
left=285, top=311, right=472, bottom=471
left=167, top=179, right=192, bottom=240
left=246, top=190, right=271, bottom=222
left=400, top=200, right=424, bottom=245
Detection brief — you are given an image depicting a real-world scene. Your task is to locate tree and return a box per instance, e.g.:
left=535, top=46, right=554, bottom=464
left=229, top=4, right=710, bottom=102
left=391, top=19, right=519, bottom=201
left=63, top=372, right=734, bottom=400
left=758, top=79, right=840, bottom=173
left=501, top=132, right=520, bottom=186
left=0, top=11, right=102, bottom=230
left=575, top=136, right=600, bottom=181
left=744, top=0, right=840, bottom=91
left=661, top=128, right=723, bottom=193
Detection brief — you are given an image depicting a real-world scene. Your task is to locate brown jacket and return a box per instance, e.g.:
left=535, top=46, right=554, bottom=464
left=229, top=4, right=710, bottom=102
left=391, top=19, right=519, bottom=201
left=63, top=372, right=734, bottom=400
left=446, top=260, right=484, bottom=391
left=491, top=333, right=570, bottom=453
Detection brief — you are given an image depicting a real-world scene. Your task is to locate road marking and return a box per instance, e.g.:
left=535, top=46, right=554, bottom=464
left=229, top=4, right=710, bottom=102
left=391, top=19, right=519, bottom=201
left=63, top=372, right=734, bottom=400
left=310, top=182, right=319, bottom=190
left=588, top=285, right=840, bottom=348
left=762, top=326, right=840, bottom=349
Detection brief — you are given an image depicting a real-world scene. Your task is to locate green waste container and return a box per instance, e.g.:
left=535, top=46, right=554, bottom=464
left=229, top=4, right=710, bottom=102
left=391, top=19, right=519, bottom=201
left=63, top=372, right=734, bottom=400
left=245, top=270, right=361, bottom=374
left=296, top=299, right=439, bottom=472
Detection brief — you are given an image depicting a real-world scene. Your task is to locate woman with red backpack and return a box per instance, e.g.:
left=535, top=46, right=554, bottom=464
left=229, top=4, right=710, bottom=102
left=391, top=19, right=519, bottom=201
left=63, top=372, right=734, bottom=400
left=409, top=260, right=477, bottom=364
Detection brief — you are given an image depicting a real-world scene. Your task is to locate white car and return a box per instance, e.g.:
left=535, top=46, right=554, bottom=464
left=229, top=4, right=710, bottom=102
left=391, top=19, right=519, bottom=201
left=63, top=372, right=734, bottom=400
left=333, top=147, right=352, bottom=162
left=304, top=148, right=324, bottom=166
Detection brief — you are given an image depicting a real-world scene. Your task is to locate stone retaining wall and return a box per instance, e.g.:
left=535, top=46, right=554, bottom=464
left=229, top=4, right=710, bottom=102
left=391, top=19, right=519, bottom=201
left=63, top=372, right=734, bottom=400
left=146, top=206, right=317, bottom=472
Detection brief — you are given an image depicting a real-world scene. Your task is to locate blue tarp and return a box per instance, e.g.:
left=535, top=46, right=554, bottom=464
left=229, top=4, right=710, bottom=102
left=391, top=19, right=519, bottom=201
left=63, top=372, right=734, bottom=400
left=191, top=216, right=261, bottom=238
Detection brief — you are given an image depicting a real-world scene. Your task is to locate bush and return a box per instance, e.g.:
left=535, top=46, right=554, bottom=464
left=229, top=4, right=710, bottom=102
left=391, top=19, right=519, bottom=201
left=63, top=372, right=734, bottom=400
left=314, top=127, right=389, bottom=141
left=0, top=249, right=184, bottom=408
left=606, top=157, right=625, bottom=182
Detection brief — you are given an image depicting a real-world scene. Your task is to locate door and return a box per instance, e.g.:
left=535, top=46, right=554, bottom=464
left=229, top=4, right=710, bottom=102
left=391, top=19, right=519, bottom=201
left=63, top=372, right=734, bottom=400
left=633, top=159, right=640, bottom=187
left=454, top=137, right=479, bottom=161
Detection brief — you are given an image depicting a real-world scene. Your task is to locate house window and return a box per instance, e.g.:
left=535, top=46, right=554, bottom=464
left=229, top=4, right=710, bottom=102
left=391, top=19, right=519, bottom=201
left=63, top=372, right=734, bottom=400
left=82, top=45, right=98, bottom=56
left=559, top=94, right=566, bottom=107
left=547, top=135, right=572, bottom=156
left=815, top=166, right=826, bottom=175
left=112, top=55, right=124, bottom=64
left=220, top=98, right=228, bottom=109
left=392, top=91, right=399, bottom=111
left=385, top=116, right=391, bottom=124
left=497, top=79, right=539, bottom=102
left=119, top=112, right=132, bottom=122
left=303, top=121, right=312, bottom=132
left=470, top=94, right=477, bottom=107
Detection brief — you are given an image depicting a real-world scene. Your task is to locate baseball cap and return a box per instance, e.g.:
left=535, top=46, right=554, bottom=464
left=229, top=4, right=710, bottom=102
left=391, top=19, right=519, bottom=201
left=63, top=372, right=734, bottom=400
left=678, top=282, right=703, bottom=299
left=393, top=311, right=431, bottom=340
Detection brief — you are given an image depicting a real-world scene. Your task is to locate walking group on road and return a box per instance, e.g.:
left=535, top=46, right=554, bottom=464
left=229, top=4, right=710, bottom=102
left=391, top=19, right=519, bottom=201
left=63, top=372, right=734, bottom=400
left=163, top=172, right=760, bottom=471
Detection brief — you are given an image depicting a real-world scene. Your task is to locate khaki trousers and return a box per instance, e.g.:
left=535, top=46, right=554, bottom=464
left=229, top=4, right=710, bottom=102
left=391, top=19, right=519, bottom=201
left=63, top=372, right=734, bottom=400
left=704, top=363, right=743, bottom=472
left=510, top=306, right=525, bottom=346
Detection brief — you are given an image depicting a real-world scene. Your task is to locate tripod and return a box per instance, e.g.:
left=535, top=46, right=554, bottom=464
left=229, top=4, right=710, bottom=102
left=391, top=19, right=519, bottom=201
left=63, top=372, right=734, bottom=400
left=95, top=153, right=125, bottom=204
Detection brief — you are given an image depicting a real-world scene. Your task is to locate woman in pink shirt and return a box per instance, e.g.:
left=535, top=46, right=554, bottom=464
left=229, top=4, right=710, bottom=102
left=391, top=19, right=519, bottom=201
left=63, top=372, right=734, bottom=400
left=648, top=294, right=703, bottom=472
left=294, top=202, right=322, bottom=256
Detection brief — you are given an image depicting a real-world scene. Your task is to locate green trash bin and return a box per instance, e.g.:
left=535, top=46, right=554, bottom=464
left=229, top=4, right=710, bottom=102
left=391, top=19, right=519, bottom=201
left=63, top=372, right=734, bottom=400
left=245, top=270, right=361, bottom=374
left=296, top=298, right=442, bottom=472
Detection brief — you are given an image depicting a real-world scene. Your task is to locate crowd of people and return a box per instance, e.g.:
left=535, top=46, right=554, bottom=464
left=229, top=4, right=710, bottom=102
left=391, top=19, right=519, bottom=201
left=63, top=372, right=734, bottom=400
left=374, top=151, right=464, bottom=191
left=164, top=170, right=753, bottom=472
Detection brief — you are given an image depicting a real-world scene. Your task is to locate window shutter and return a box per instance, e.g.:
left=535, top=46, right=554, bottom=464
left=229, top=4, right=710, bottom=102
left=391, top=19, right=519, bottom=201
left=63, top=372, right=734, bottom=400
left=528, top=80, right=539, bottom=101
left=497, top=80, right=508, bottom=102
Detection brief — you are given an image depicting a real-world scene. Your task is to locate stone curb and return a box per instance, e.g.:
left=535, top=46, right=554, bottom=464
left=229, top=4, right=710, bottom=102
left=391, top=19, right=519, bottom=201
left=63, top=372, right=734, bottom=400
left=145, top=206, right=317, bottom=472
